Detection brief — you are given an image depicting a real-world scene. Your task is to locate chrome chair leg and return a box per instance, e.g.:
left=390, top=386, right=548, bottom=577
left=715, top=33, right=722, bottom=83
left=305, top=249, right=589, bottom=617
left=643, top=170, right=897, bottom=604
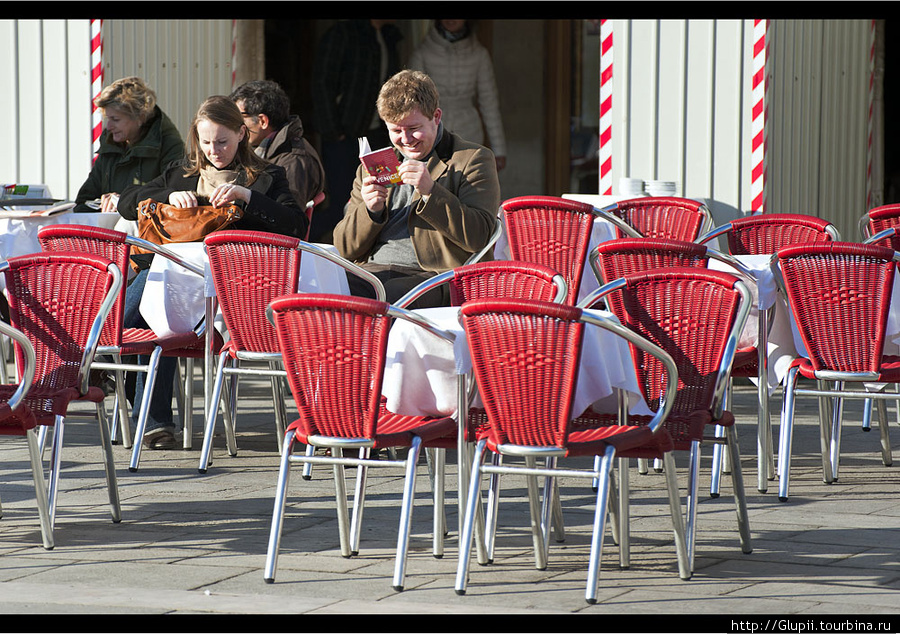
left=662, top=452, right=691, bottom=580
left=199, top=350, right=229, bottom=473
left=725, top=425, right=752, bottom=555
left=333, top=447, right=352, bottom=558
left=524, top=456, right=548, bottom=570
left=455, top=439, right=488, bottom=596
left=685, top=440, right=702, bottom=572
left=484, top=453, right=501, bottom=563
left=349, top=448, right=368, bottom=556
left=585, top=446, right=615, bottom=605
left=430, top=447, right=446, bottom=559
left=27, top=429, right=54, bottom=550
left=128, top=347, right=162, bottom=472
left=777, top=366, right=803, bottom=502
left=877, top=398, right=893, bottom=467
left=392, top=437, right=424, bottom=591
left=182, top=358, right=194, bottom=450
left=263, top=430, right=295, bottom=583
left=47, top=417, right=65, bottom=530
left=95, top=402, right=121, bottom=523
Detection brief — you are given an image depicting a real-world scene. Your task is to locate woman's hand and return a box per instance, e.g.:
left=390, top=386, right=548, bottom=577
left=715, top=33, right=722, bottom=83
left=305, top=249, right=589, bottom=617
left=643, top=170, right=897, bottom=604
left=100, top=192, right=120, bottom=213
left=209, top=183, right=251, bottom=208
left=168, top=191, right=199, bottom=208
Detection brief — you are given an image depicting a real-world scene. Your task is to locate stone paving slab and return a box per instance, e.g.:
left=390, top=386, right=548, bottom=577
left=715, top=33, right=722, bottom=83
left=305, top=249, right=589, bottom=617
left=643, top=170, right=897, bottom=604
left=0, top=379, right=899, bottom=625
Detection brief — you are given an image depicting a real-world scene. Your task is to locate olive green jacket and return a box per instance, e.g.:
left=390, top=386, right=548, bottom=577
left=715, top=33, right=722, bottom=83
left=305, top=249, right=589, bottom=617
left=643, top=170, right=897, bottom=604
left=74, top=106, right=184, bottom=212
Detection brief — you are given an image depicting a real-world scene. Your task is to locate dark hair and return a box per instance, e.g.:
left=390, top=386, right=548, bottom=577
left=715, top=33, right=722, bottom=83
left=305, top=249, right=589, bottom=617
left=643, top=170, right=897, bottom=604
left=183, top=95, right=269, bottom=181
left=229, top=80, right=291, bottom=129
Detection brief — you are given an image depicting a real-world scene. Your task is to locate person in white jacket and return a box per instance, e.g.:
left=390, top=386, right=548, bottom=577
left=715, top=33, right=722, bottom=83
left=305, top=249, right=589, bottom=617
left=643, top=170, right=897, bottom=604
left=408, top=20, right=507, bottom=171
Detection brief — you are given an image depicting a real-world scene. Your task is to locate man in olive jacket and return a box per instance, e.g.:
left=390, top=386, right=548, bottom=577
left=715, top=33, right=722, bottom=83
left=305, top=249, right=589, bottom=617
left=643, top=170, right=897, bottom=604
left=333, top=70, right=501, bottom=306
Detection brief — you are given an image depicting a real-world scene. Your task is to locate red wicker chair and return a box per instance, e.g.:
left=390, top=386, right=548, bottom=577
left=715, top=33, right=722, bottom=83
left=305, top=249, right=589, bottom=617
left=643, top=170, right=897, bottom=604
left=453, top=298, right=686, bottom=604
left=37, top=224, right=219, bottom=471
left=773, top=242, right=900, bottom=502
left=599, top=196, right=712, bottom=242
left=263, top=293, right=457, bottom=592
left=198, top=230, right=385, bottom=473
left=0, top=318, right=52, bottom=549
left=2, top=251, right=122, bottom=534
left=578, top=267, right=753, bottom=573
left=500, top=195, right=639, bottom=305
left=697, top=212, right=841, bottom=492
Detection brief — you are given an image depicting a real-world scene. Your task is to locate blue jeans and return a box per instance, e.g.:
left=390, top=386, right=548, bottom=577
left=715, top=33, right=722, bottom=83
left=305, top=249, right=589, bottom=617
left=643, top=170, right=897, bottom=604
left=123, top=267, right=176, bottom=434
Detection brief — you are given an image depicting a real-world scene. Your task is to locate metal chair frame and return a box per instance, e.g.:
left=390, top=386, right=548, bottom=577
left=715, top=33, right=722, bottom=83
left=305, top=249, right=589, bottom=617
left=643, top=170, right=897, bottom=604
left=697, top=213, right=841, bottom=493
left=453, top=298, right=687, bottom=604
left=579, top=268, right=753, bottom=572
left=263, top=293, right=461, bottom=592
left=772, top=242, right=900, bottom=502
left=198, top=231, right=387, bottom=473
left=1, top=252, right=122, bottom=532
left=37, top=225, right=213, bottom=472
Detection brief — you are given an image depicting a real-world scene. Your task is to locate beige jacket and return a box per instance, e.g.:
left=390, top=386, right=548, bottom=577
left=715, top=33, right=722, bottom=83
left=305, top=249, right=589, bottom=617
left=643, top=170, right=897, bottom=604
left=334, top=129, right=501, bottom=273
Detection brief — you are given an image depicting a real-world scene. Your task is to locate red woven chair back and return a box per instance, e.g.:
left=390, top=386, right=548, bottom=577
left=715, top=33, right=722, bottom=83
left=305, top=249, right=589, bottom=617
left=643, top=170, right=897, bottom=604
left=205, top=230, right=302, bottom=354
left=613, top=268, right=743, bottom=416
left=37, top=224, right=130, bottom=347
left=460, top=299, right=584, bottom=448
left=501, top=196, right=596, bottom=304
left=865, top=204, right=900, bottom=250
left=605, top=197, right=707, bottom=242
left=593, top=238, right=710, bottom=322
left=448, top=260, right=563, bottom=305
left=776, top=242, right=896, bottom=374
left=269, top=293, right=391, bottom=440
left=725, top=213, right=836, bottom=255
left=3, top=252, right=116, bottom=394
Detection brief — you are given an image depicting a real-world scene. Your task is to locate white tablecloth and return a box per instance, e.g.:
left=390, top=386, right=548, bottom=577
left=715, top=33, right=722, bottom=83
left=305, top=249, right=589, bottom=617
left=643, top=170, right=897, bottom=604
left=382, top=306, right=651, bottom=419
left=0, top=211, right=122, bottom=289
left=140, top=241, right=351, bottom=338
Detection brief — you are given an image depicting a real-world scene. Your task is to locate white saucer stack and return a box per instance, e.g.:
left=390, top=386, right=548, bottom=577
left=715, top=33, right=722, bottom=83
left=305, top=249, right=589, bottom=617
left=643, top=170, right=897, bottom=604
left=618, top=178, right=645, bottom=197
left=644, top=180, right=678, bottom=197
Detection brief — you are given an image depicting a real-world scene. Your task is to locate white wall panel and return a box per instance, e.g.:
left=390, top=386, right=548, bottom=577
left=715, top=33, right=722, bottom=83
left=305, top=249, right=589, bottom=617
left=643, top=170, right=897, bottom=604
left=2, top=19, right=231, bottom=202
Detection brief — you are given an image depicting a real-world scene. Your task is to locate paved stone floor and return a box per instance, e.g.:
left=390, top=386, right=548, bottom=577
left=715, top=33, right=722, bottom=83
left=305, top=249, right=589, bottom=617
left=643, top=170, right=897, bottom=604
left=1, top=376, right=899, bottom=626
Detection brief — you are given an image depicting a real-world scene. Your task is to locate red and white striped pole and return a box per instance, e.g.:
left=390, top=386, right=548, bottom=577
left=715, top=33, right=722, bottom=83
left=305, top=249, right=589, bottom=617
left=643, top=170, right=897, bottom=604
left=750, top=19, right=767, bottom=214
left=867, top=19, right=875, bottom=210
left=91, top=19, right=103, bottom=163
left=599, top=19, right=613, bottom=195
left=231, top=19, right=237, bottom=89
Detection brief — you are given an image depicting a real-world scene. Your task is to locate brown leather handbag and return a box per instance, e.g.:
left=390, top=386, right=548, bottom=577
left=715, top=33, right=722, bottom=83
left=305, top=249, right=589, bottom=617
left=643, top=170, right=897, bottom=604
left=132, top=198, right=244, bottom=268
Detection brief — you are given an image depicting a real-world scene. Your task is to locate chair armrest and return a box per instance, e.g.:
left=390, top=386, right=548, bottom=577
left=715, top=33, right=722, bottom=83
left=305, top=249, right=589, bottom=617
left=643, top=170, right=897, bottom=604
left=296, top=241, right=387, bottom=302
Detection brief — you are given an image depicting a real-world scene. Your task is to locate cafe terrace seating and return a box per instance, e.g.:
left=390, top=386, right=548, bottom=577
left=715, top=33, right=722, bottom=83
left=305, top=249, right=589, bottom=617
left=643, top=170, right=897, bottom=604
left=499, top=195, right=640, bottom=304
left=263, top=293, right=459, bottom=592
left=198, top=230, right=385, bottom=474
left=453, top=298, right=687, bottom=604
left=37, top=225, right=219, bottom=471
left=578, top=268, right=753, bottom=572
left=598, top=196, right=712, bottom=242
left=1, top=251, right=122, bottom=533
left=0, top=317, right=52, bottom=549
left=772, top=242, right=900, bottom=502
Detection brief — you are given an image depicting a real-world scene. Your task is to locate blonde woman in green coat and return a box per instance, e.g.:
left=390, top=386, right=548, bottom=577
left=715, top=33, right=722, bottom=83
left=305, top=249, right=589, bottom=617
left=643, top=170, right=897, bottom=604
left=74, top=76, right=184, bottom=213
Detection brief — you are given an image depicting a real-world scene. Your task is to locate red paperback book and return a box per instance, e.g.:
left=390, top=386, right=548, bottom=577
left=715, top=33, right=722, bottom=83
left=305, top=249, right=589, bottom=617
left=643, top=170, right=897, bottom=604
left=359, top=145, right=402, bottom=187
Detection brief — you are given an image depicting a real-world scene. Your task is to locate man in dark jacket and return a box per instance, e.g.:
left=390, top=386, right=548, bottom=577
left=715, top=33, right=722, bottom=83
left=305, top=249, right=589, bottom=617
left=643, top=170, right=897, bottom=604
left=231, top=80, right=325, bottom=214
left=311, top=19, right=402, bottom=242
